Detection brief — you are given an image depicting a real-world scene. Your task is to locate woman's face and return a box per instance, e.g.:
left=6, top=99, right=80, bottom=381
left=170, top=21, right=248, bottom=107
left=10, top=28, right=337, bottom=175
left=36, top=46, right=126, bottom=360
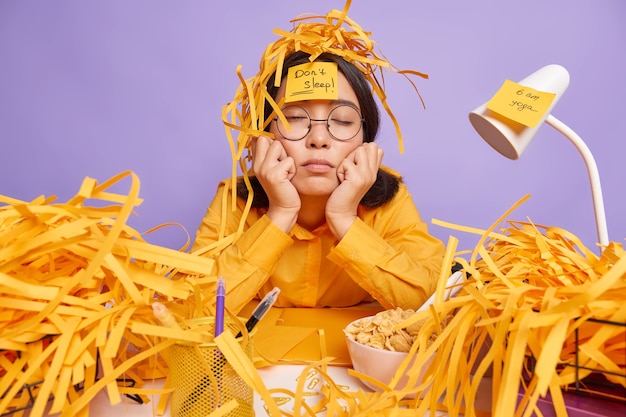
left=269, top=71, right=364, bottom=198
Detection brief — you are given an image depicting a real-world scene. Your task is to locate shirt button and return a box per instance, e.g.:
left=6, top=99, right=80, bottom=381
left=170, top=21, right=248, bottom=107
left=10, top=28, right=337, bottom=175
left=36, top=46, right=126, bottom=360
left=350, top=249, right=361, bottom=260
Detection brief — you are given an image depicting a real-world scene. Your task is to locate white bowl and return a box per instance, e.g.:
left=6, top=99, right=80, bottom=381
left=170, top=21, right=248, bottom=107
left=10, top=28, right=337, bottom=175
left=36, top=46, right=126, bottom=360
left=344, top=316, right=432, bottom=394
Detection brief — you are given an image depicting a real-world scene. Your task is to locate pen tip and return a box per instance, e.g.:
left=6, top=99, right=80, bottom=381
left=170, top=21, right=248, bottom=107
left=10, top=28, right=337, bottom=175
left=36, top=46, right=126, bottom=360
left=216, top=276, right=226, bottom=296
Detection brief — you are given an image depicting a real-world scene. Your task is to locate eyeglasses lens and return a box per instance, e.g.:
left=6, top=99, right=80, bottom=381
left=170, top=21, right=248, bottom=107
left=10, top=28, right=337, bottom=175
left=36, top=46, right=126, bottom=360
left=276, top=105, right=362, bottom=141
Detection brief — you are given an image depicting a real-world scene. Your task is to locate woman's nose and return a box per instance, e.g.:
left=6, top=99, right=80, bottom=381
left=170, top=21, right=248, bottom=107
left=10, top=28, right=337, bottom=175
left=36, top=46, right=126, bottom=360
left=305, top=120, right=331, bottom=148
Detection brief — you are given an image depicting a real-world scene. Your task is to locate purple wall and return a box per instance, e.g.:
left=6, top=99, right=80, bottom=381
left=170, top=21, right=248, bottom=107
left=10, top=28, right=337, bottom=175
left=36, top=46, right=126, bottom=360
left=1, top=0, right=625, bottom=255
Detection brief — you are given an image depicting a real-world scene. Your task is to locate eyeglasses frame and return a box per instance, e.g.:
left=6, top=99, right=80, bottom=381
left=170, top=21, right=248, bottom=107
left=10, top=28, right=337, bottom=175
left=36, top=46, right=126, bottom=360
left=273, top=104, right=365, bottom=141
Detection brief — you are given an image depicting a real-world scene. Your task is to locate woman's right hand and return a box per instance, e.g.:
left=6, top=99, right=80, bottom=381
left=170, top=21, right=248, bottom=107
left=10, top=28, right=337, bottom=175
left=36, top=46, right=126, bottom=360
left=252, top=136, right=300, bottom=232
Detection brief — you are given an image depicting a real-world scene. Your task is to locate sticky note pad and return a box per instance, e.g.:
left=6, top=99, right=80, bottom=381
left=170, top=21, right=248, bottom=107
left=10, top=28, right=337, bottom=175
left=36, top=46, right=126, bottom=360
left=284, top=62, right=338, bottom=102
left=486, top=79, right=556, bottom=127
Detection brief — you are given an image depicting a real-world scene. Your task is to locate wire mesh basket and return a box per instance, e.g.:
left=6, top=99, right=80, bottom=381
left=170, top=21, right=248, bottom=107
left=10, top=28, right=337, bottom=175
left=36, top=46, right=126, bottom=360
left=525, top=317, right=626, bottom=404
left=169, top=317, right=255, bottom=417
left=562, top=317, right=626, bottom=403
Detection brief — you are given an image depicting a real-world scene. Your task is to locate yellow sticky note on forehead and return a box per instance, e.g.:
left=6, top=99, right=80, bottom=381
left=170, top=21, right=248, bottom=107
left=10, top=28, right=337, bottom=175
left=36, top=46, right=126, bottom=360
left=284, top=62, right=338, bottom=102
left=485, top=79, right=556, bottom=127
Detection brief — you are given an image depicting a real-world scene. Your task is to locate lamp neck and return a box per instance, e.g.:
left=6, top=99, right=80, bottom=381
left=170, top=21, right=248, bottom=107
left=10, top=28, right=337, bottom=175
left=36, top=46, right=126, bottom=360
left=544, top=114, right=609, bottom=251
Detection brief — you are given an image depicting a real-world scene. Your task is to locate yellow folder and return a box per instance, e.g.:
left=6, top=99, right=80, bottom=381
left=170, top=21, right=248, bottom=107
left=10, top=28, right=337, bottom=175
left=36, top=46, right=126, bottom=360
left=238, top=303, right=384, bottom=367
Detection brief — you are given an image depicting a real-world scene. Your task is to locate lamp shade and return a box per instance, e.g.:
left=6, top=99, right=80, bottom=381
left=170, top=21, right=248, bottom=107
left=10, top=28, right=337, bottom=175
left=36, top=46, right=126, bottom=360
left=469, top=64, right=570, bottom=160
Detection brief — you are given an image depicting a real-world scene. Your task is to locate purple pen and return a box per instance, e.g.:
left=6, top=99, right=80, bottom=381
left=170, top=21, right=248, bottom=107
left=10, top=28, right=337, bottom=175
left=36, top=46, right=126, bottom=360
left=215, top=276, right=225, bottom=337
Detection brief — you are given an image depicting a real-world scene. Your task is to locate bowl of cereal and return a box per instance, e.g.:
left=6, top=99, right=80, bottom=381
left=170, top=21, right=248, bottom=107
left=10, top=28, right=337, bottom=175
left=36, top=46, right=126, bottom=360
left=343, top=308, right=435, bottom=393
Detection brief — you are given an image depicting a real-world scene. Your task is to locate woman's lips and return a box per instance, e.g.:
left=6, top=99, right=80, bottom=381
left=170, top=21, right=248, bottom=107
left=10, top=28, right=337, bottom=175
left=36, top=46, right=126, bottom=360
left=302, top=159, right=334, bottom=173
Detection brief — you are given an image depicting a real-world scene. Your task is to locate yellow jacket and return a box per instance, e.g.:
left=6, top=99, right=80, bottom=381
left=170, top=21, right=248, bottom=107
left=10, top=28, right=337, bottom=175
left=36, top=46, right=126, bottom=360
left=192, top=177, right=446, bottom=314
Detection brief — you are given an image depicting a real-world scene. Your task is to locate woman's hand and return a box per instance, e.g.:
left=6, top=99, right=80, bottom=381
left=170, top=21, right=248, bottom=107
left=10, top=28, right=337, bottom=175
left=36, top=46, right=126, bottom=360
left=326, top=142, right=383, bottom=239
left=252, top=136, right=300, bottom=232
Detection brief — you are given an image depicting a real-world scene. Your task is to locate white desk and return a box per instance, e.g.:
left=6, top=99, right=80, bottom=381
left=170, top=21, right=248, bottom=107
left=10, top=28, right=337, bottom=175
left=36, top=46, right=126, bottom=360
left=34, top=364, right=626, bottom=417
left=81, top=364, right=374, bottom=416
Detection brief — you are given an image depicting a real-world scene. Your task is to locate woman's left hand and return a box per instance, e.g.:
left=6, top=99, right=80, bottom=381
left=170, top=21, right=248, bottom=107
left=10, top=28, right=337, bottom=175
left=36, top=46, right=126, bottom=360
left=326, top=142, right=383, bottom=239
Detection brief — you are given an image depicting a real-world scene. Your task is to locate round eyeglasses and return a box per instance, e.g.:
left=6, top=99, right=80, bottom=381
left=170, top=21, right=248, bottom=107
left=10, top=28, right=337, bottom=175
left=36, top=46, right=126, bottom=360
left=273, top=105, right=364, bottom=141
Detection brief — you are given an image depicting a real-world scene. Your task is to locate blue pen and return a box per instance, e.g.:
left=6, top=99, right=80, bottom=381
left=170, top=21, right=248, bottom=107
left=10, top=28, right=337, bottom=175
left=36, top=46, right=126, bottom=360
left=182, top=277, right=226, bottom=412
left=215, top=276, right=225, bottom=337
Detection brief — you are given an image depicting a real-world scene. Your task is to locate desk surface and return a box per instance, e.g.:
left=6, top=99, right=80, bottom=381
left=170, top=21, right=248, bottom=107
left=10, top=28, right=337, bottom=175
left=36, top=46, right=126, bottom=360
left=80, top=365, right=447, bottom=417
left=83, top=365, right=383, bottom=417
left=32, top=365, right=626, bottom=417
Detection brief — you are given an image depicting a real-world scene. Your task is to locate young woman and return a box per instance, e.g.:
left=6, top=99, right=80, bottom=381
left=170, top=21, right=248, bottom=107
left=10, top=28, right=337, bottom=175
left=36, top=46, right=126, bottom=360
left=192, top=9, right=446, bottom=315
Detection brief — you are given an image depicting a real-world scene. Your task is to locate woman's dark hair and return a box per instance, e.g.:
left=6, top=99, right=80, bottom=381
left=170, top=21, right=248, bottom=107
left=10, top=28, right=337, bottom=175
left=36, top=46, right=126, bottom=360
left=238, top=51, right=401, bottom=209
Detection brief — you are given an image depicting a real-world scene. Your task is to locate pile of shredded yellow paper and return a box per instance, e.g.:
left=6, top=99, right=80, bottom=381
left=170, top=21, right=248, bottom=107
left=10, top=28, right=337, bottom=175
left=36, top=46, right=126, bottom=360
left=223, top=0, right=427, bottom=163
left=0, top=171, right=228, bottom=417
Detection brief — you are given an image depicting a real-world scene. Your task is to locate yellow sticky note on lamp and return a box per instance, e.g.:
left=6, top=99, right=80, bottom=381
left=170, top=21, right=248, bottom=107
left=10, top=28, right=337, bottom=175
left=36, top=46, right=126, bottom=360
left=485, top=79, right=556, bottom=127
left=284, top=62, right=338, bottom=102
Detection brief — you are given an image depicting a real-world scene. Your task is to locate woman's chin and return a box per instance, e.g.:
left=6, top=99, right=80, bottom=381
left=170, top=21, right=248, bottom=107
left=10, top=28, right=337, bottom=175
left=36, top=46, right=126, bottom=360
left=294, top=176, right=339, bottom=197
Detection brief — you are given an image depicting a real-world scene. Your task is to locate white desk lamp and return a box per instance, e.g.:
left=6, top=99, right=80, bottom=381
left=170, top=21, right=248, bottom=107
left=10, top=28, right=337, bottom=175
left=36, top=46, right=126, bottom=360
left=468, top=64, right=609, bottom=250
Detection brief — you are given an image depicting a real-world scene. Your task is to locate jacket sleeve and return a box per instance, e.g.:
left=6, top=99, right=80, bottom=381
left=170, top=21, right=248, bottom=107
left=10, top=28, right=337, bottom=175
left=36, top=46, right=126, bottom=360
left=192, top=181, right=292, bottom=314
left=326, top=184, right=446, bottom=310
